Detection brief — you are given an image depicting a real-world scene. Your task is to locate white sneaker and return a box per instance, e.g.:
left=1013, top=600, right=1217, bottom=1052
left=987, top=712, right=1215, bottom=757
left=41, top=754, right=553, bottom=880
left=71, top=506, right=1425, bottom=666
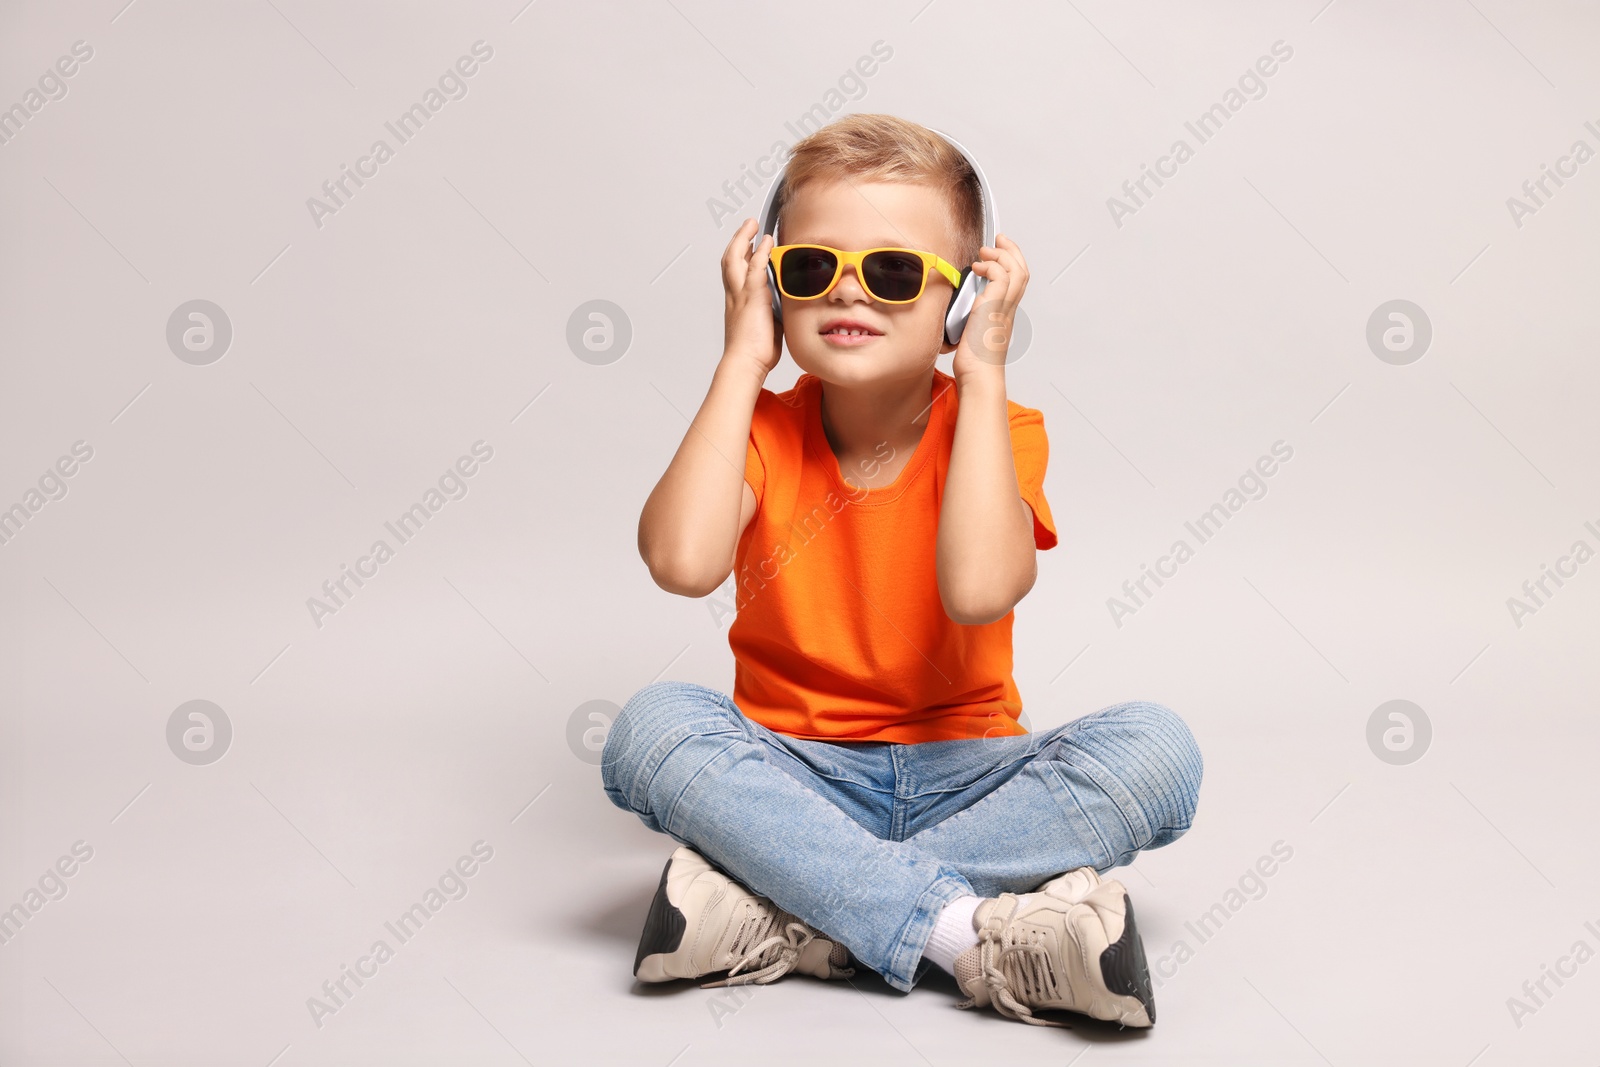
left=633, top=846, right=855, bottom=987
left=953, top=880, right=1156, bottom=1028
left=1033, top=865, right=1104, bottom=902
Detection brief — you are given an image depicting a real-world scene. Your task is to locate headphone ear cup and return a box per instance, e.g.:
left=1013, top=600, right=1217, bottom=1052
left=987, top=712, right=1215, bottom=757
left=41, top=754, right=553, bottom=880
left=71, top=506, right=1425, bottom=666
left=944, top=267, right=978, bottom=345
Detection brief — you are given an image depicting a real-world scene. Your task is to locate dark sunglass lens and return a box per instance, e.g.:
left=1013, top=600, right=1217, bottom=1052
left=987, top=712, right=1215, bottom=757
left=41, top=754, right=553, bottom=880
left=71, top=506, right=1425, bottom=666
left=863, top=251, right=925, bottom=301
left=780, top=247, right=838, bottom=297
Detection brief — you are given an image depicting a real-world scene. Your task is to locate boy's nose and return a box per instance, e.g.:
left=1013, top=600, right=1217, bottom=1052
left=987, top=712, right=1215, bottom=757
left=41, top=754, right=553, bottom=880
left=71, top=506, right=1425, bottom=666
left=829, top=264, right=872, bottom=301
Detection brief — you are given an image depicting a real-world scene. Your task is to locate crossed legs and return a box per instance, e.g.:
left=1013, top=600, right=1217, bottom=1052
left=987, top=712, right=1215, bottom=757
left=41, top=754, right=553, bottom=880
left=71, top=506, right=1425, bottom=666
left=601, top=680, right=1201, bottom=992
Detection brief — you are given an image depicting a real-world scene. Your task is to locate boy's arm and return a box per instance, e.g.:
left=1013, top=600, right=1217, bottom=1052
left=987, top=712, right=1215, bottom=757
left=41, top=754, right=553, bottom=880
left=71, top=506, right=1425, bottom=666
left=937, top=366, right=1037, bottom=625
left=638, top=363, right=765, bottom=596
left=638, top=220, right=779, bottom=597
left=936, top=234, right=1037, bottom=626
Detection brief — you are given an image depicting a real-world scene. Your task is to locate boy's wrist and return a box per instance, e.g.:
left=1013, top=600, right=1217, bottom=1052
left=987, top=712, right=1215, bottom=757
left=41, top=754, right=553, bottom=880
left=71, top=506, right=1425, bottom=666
left=952, top=362, right=1007, bottom=396
left=717, top=349, right=774, bottom=387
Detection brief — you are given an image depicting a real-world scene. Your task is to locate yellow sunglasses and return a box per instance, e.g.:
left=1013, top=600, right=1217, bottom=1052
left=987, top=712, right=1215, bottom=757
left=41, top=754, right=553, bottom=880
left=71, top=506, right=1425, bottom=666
left=770, top=244, right=964, bottom=304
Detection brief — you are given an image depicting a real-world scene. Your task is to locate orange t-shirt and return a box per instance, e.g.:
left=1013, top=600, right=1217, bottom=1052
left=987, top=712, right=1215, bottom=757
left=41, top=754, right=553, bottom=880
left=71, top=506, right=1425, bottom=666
left=730, top=367, right=1058, bottom=744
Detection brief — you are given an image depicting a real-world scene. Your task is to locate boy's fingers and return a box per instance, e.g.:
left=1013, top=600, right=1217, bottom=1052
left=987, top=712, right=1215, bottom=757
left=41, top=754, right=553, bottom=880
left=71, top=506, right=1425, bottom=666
left=721, top=229, right=750, bottom=289
left=1000, top=239, right=1030, bottom=290
left=999, top=259, right=1028, bottom=302
left=975, top=258, right=1008, bottom=291
left=747, top=234, right=773, bottom=282
left=989, top=247, right=1024, bottom=277
left=721, top=218, right=757, bottom=265
left=980, top=245, right=1027, bottom=305
left=987, top=237, right=1025, bottom=273
left=975, top=261, right=1015, bottom=312
left=979, top=247, right=1027, bottom=297
left=732, top=239, right=772, bottom=304
left=722, top=217, right=755, bottom=254
left=723, top=225, right=768, bottom=293
left=994, top=235, right=1029, bottom=278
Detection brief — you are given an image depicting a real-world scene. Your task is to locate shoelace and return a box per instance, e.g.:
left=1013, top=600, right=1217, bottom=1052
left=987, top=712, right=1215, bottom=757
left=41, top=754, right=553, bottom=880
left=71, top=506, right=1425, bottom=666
left=699, top=902, right=818, bottom=988
left=976, top=931, right=1070, bottom=1028
left=979, top=934, right=1068, bottom=1023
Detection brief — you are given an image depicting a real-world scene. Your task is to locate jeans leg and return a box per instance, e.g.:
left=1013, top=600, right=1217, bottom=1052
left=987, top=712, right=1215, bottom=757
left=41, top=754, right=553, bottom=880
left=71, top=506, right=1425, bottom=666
left=902, top=701, right=1204, bottom=898
left=600, top=680, right=974, bottom=992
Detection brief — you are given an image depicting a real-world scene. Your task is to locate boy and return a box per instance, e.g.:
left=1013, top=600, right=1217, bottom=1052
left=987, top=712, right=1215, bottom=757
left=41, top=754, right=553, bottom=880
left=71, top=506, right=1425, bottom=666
left=602, top=114, right=1201, bottom=1029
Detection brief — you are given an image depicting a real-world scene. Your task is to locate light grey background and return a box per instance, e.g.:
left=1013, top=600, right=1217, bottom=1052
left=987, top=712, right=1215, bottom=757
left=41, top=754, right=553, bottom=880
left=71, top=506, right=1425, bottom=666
left=2, top=0, right=1597, bottom=1063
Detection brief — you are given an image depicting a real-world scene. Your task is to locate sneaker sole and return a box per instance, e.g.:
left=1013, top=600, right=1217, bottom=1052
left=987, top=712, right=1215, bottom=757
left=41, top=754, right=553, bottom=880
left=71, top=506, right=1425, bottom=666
left=1097, top=891, right=1156, bottom=1026
left=633, top=850, right=690, bottom=981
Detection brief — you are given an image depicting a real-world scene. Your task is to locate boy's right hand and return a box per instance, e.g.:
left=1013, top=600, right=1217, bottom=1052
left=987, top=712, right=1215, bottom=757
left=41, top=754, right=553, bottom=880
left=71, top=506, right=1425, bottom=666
left=721, top=218, right=781, bottom=377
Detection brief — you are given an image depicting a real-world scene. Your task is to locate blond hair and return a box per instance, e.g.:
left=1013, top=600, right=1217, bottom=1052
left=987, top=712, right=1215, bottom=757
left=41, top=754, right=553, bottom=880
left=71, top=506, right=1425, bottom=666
left=775, top=113, right=984, bottom=269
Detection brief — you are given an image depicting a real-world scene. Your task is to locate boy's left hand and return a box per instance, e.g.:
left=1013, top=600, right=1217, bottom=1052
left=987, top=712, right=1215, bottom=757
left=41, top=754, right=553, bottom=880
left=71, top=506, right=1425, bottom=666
left=952, top=233, right=1029, bottom=382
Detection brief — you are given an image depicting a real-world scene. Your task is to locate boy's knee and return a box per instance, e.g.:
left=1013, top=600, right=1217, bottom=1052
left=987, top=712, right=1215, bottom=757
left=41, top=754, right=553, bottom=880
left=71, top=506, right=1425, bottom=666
left=1117, top=699, right=1198, bottom=780
left=1142, top=702, right=1202, bottom=813
left=599, top=680, right=741, bottom=797
left=1074, top=700, right=1204, bottom=830
left=600, top=680, right=677, bottom=789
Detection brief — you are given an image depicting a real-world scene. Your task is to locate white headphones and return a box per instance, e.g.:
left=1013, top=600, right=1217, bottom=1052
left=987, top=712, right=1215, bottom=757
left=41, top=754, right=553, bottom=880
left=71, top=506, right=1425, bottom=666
left=751, top=127, right=997, bottom=346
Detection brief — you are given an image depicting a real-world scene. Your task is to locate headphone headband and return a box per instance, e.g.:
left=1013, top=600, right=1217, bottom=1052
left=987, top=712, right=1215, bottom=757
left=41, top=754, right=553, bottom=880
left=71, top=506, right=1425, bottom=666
left=752, top=125, right=997, bottom=346
left=929, top=129, right=997, bottom=251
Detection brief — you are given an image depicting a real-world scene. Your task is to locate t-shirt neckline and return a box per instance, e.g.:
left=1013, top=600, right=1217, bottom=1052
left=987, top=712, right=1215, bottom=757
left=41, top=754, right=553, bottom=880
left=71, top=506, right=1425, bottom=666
left=804, top=370, right=950, bottom=503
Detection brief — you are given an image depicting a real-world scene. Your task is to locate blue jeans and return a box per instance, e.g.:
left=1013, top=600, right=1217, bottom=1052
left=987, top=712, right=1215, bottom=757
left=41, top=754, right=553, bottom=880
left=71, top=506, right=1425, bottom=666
left=601, top=681, right=1202, bottom=993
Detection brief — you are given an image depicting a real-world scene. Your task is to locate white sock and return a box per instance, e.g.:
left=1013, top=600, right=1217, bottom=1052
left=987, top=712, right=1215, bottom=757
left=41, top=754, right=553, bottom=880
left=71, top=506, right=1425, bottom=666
left=922, top=894, right=983, bottom=975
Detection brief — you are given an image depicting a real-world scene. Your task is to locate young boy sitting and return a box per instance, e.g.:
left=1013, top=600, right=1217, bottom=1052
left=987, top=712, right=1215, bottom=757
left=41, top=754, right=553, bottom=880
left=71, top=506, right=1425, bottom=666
left=602, top=113, right=1201, bottom=1029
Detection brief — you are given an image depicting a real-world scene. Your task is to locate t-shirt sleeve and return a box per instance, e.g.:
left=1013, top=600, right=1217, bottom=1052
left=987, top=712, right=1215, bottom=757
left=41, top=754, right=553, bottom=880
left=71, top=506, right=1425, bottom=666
left=1009, top=404, right=1058, bottom=551
left=744, top=394, right=769, bottom=504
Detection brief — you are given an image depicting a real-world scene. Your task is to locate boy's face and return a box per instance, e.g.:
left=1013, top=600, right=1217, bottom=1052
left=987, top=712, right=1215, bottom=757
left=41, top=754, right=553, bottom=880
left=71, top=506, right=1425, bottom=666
left=777, top=179, right=965, bottom=387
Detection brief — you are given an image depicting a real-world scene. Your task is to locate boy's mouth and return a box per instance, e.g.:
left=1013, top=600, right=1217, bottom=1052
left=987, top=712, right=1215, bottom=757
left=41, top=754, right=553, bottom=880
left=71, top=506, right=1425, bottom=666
left=819, top=318, right=884, bottom=346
